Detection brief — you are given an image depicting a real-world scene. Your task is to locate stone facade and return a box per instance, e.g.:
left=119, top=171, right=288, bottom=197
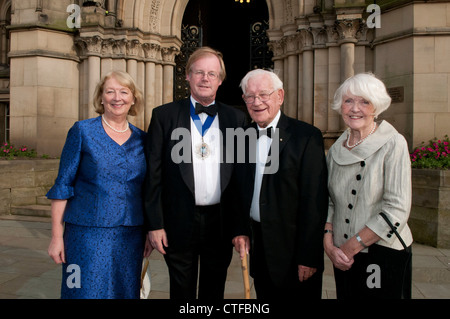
left=0, top=0, right=449, bottom=156
left=409, top=169, right=450, bottom=248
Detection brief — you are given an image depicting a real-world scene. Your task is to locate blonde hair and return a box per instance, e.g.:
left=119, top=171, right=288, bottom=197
left=331, top=73, right=392, bottom=117
left=93, top=71, right=144, bottom=116
left=185, top=46, right=226, bottom=82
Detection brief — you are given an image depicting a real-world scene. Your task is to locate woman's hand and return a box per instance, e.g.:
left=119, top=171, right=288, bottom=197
left=48, top=236, right=66, bottom=264
left=325, top=245, right=354, bottom=271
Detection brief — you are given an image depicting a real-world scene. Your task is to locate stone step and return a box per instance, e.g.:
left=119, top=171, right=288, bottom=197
left=10, top=205, right=51, bottom=218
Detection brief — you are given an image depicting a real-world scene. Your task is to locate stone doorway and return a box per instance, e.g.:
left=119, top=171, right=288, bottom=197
left=175, top=0, right=272, bottom=110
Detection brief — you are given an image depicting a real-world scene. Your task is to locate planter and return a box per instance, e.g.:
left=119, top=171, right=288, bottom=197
left=409, top=168, right=450, bottom=248
left=0, top=159, right=59, bottom=215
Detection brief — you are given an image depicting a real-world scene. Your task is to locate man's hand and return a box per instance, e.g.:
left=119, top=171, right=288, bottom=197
left=298, top=265, right=317, bottom=282
left=148, top=229, right=168, bottom=255
left=232, top=235, right=250, bottom=260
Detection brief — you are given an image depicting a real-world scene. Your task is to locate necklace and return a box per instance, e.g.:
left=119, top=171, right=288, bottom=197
left=102, top=114, right=129, bottom=133
left=346, top=122, right=377, bottom=149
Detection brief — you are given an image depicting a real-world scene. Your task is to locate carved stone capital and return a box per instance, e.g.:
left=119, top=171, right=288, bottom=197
left=268, top=40, right=284, bottom=58
left=127, top=39, right=141, bottom=57
left=335, top=19, right=363, bottom=44
left=298, top=29, right=313, bottom=49
left=142, top=43, right=161, bottom=60
left=285, top=34, right=299, bottom=53
left=161, top=46, right=180, bottom=64
left=75, top=36, right=102, bottom=56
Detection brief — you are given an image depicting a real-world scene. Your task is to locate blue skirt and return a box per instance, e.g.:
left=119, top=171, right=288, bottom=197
left=61, top=223, right=144, bottom=299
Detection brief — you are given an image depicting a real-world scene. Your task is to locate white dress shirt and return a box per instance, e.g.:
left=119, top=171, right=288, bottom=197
left=250, top=110, right=281, bottom=222
left=190, top=97, right=221, bottom=206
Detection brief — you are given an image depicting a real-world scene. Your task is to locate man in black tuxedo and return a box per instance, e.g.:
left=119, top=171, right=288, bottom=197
left=232, top=69, right=328, bottom=299
left=143, top=47, right=247, bottom=299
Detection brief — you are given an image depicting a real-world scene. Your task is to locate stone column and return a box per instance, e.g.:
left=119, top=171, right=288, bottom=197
left=267, top=39, right=284, bottom=114
left=302, top=49, right=314, bottom=124
left=335, top=18, right=363, bottom=131
left=299, top=29, right=314, bottom=124
left=136, top=61, right=145, bottom=129
left=161, top=46, right=179, bottom=104
left=340, top=41, right=355, bottom=81
left=285, top=34, right=299, bottom=119
left=155, top=63, right=163, bottom=108
left=143, top=43, right=160, bottom=130
left=86, top=37, right=103, bottom=119
left=88, top=55, right=101, bottom=119
left=335, top=18, right=363, bottom=82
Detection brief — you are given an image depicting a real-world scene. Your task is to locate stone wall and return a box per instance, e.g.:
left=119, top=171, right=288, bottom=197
left=0, top=159, right=59, bottom=215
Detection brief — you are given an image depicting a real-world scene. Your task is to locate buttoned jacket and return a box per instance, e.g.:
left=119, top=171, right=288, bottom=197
left=327, top=120, right=413, bottom=251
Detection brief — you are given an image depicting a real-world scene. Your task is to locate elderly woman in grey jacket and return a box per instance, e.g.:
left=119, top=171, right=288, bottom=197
left=324, top=73, right=413, bottom=299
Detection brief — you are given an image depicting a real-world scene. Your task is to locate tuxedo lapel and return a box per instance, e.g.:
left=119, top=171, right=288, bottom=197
left=274, top=112, right=290, bottom=155
left=177, top=99, right=195, bottom=196
left=260, top=112, right=290, bottom=185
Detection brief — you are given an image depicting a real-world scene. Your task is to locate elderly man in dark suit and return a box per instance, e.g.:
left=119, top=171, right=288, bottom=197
left=143, top=47, right=247, bottom=299
left=232, top=69, right=328, bottom=299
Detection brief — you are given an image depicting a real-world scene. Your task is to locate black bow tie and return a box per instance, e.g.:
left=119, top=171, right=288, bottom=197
left=257, top=127, right=273, bottom=139
left=195, top=103, right=217, bottom=117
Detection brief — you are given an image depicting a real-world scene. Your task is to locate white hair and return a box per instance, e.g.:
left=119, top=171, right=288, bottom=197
left=239, top=69, right=283, bottom=93
left=331, top=73, right=392, bottom=117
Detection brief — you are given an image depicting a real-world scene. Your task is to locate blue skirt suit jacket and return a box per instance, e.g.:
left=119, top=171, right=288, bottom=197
left=47, top=116, right=146, bottom=226
left=46, top=116, right=147, bottom=299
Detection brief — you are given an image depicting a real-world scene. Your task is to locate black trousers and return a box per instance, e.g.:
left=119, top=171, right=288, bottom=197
left=164, top=204, right=233, bottom=300
left=251, top=220, right=323, bottom=300
left=333, top=244, right=412, bottom=299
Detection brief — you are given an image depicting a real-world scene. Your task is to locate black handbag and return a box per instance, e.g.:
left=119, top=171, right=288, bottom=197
left=366, top=212, right=412, bottom=298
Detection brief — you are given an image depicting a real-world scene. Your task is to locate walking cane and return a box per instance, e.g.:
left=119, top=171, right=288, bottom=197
left=241, top=253, right=250, bottom=299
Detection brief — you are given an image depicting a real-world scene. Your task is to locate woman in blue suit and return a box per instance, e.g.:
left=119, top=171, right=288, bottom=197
left=47, top=71, right=148, bottom=299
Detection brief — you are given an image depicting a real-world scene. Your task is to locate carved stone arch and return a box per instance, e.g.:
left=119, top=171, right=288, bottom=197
left=266, top=0, right=284, bottom=30
left=119, top=0, right=137, bottom=28
left=167, top=0, right=189, bottom=39
left=133, top=0, right=146, bottom=31
left=0, top=0, right=11, bottom=20
left=118, top=0, right=187, bottom=38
